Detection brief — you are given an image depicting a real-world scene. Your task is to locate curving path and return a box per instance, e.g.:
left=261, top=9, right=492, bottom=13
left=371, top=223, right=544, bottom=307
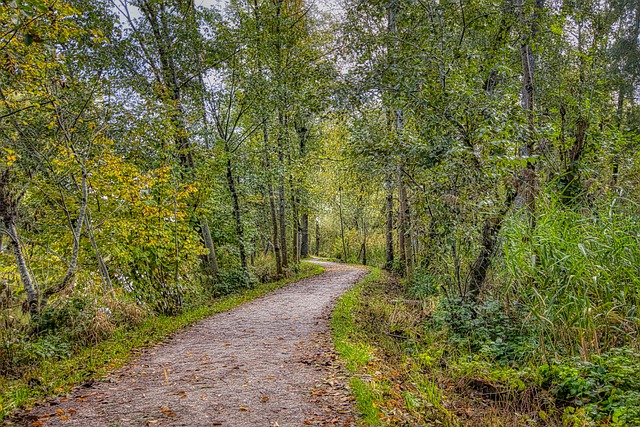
left=17, top=260, right=366, bottom=427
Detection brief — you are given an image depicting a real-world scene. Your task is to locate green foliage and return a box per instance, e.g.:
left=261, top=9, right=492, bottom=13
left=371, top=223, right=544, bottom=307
left=432, top=297, right=537, bottom=363
left=540, top=347, right=640, bottom=426
left=211, top=268, right=257, bottom=297
left=406, top=268, right=439, bottom=298
left=502, top=196, right=640, bottom=357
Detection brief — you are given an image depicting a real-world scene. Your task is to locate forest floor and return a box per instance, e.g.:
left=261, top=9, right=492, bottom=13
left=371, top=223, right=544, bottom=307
left=7, top=260, right=367, bottom=427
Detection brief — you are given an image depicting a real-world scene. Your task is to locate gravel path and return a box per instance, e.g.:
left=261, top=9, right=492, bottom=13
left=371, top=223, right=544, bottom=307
left=17, top=260, right=366, bottom=427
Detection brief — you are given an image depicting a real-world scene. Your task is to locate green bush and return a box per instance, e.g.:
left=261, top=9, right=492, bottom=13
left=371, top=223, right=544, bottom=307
left=211, top=268, right=257, bottom=297
left=432, top=297, right=537, bottom=363
left=540, top=347, right=640, bottom=426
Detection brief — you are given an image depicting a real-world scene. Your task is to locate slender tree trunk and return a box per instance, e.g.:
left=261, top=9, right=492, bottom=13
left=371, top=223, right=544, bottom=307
left=41, top=169, right=89, bottom=309
left=0, top=170, right=38, bottom=314
left=398, top=170, right=412, bottom=276
left=403, top=188, right=413, bottom=276
left=269, top=184, right=283, bottom=277
left=300, top=213, right=309, bottom=258
left=264, top=126, right=283, bottom=278
left=278, top=183, right=288, bottom=269
left=338, top=187, right=347, bottom=261
left=7, top=221, right=38, bottom=315
left=398, top=169, right=407, bottom=275
left=315, top=219, right=320, bottom=256
left=277, top=115, right=288, bottom=269
left=612, top=88, right=624, bottom=187
left=513, top=0, right=543, bottom=213
left=226, top=151, right=248, bottom=276
left=85, top=212, right=113, bottom=294
left=291, top=192, right=299, bottom=265
left=200, top=219, right=219, bottom=277
left=362, top=215, right=367, bottom=266
left=385, top=179, right=394, bottom=270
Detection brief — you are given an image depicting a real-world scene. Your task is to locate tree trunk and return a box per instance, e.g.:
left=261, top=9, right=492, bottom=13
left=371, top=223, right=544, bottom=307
left=200, top=220, right=219, bottom=278
left=0, top=170, right=38, bottom=315
left=362, top=215, right=367, bottom=266
left=338, top=187, right=347, bottom=261
left=612, top=88, right=624, bottom=187
left=399, top=171, right=413, bottom=276
left=398, top=169, right=408, bottom=276
left=315, top=219, right=320, bottom=256
left=277, top=112, right=288, bottom=270
left=560, top=117, right=589, bottom=203
left=269, top=184, right=283, bottom=277
left=467, top=191, right=515, bottom=296
left=291, top=192, right=299, bottom=265
left=300, top=213, right=309, bottom=258
left=384, top=180, right=394, bottom=270
left=264, top=127, right=283, bottom=278
left=40, top=169, right=89, bottom=310
left=226, top=152, right=248, bottom=276
left=85, top=212, right=113, bottom=294
left=513, top=0, right=544, bottom=213
left=6, top=221, right=38, bottom=315
left=278, top=182, right=288, bottom=269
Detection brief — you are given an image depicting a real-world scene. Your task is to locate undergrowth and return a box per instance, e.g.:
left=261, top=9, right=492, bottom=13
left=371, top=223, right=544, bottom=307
left=0, top=261, right=323, bottom=420
left=333, top=267, right=640, bottom=426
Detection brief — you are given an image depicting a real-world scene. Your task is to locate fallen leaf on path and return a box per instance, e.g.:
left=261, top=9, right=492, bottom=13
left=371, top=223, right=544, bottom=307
left=239, top=406, right=249, bottom=411
left=161, top=406, right=176, bottom=417
left=262, top=396, right=270, bottom=402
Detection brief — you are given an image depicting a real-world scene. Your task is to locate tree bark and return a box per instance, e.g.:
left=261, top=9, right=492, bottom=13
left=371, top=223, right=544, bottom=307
left=300, top=213, right=309, bottom=258
left=560, top=117, right=589, bottom=203
left=338, top=187, right=347, bottom=261
left=85, top=212, right=113, bottom=294
left=398, top=170, right=413, bottom=276
left=315, top=219, right=320, bottom=256
left=277, top=114, right=288, bottom=269
left=264, top=126, right=283, bottom=278
left=200, top=219, right=219, bottom=278
left=612, top=88, right=624, bottom=187
left=361, top=215, right=367, bottom=266
left=0, top=170, right=38, bottom=314
left=467, top=191, right=515, bottom=296
left=513, top=0, right=544, bottom=213
left=291, top=192, right=299, bottom=265
left=40, top=169, right=89, bottom=310
left=226, top=150, right=248, bottom=276
left=384, top=179, right=394, bottom=270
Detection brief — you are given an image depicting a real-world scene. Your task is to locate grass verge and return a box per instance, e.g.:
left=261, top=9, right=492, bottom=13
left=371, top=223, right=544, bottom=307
left=0, top=261, right=324, bottom=420
left=331, top=268, right=458, bottom=426
left=331, top=267, right=383, bottom=426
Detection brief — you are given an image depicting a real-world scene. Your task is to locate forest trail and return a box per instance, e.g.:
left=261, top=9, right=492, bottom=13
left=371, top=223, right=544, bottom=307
left=16, top=261, right=366, bottom=427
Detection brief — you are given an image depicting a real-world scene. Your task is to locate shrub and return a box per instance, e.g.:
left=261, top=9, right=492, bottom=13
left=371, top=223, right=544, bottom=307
left=432, top=297, right=537, bottom=363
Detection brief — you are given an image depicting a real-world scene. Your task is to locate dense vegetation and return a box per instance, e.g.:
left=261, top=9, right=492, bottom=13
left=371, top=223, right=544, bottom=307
left=1, top=0, right=639, bottom=424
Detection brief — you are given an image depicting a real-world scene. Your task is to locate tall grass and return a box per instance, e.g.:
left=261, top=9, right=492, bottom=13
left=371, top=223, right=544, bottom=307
left=501, top=195, right=640, bottom=359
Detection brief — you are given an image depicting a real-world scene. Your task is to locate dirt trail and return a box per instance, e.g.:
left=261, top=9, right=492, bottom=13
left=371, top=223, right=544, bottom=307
left=16, top=260, right=366, bottom=427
